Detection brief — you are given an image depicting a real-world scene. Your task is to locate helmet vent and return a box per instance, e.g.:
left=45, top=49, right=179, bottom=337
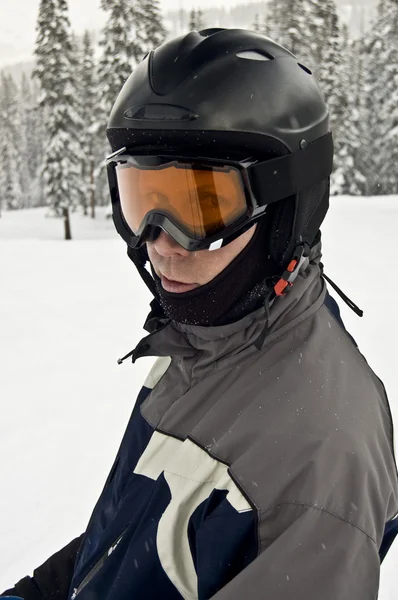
left=199, top=28, right=225, bottom=37
left=236, top=50, right=273, bottom=61
left=298, top=63, right=312, bottom=75
left=124, top=104, right=199, bottom=122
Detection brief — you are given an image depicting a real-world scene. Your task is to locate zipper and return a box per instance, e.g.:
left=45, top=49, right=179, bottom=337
left=70, top=530, right=126, bottom=599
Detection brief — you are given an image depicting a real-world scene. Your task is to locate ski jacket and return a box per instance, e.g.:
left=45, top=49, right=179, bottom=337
left=3, top=246, right=398, bottom=600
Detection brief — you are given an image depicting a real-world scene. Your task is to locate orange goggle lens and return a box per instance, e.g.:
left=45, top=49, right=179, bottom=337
left=115, top=161, right=248, bottom=240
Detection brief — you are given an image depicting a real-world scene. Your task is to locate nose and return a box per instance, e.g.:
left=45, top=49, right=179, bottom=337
left=152, top=230, right=190, bottom=258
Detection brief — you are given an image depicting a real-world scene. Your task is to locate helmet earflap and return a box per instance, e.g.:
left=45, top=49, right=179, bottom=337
left=267, top=178, right=330, bottom=268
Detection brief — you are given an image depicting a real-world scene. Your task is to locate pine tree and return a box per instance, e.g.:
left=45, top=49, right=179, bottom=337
left=178, top=7, right=185, bottom=32
left=98, top=0, right=140, bottom=122
left=0, top=73, right=22, bottom=213
left=34, top=0, right=83, bottom=239
left=252, top=13, right=261, bottom=33
left=254, top=0, right=398, bottom=194
left=282, top=0, right=309, bottom=59
left=328, top=24, right=350, bottom=195
left=306, top=0, right=331, bottom=70
left=138, top=0, right=167, bottom=54
left=0, top=84, right=3, bottom=217
left=268, top=0, right=313, bottom=67
left=30, top=77, right=46, bottom=207
left=78, top=30, right=98, bottom=218
left=189, top=9, right=197, bottom=31
left=262, top=4, right=272, bottom=37
left=19, top=72, right=47, bottom=209
left=20, top=73, right=36, bottom=187
left=334, top=32, right=367, bottom=196
left=353, top=38, right=371, bottom=195
left=263, top=0, right=283, bottom=41
left=377, top=0, right=398, bottom=193
left=364, top=0, right=398, bottom=195
left=2, top=145, right=19, bottom=212
left=97, top=0, right=142, bottom=207
left=364, top=20, right=382, bottom=194
left=17, top=74, right=33, bottom=208
left=313, top=1, right=348, bottom=194
left=197, top=8, right=205, bottom=30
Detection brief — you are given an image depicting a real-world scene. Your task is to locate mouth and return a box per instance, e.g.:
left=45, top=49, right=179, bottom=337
left=160, top=273, right=199, bottom=294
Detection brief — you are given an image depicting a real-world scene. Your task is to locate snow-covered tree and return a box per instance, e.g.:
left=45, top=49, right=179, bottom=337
left=1, top=145, right=19, bottom=214
left=197, top=8, right=205, bottom=30
left=97, top=0, right=143, bottom=207
left=189, top=9, right=197, bottom=31
left=249, top=0, right=398, bottom=196
left=98, top=0, right=140, bottom=126
left=252, top=13, right=261, bottom=32
left=0, top=73, right=22, bottom=213
left=20, top=73, right=36, bottom=188
left=30, top=77, right=46, bottom=207
left=78, top=30, right=98, bottom=218
left=263, top=0, right=282, bottom=41
left=188, top=8, right=205, bottom=31
left=262, top=5, right=272, bottom=37
left=312, top=1, right=349, bottom=194
left=363, top=0, right=398, bottom=195
left=138, top=0, right=167, bottom=53
left=34, top=0, right=83, bottom=239
left=333, top=32, right=367, bottom=196
left=265, top=0, right=313, bottom=67
left=19, top=73, right=46, bottom=208
left=96, top=0, right=167, bottom=210
left=376, top=0, right=398, bottom=194
left=282, top=0, right=311, bottom=62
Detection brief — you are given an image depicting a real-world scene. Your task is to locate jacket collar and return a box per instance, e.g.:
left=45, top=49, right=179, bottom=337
left=120, top=242, right=325, bottom=366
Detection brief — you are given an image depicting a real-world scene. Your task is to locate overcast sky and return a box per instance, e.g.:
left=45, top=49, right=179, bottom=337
left=0, top=0, right=256, bottom=66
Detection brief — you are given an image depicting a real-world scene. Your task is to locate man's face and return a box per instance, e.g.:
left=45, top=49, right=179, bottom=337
left=147, top=225, right=257, bottom=293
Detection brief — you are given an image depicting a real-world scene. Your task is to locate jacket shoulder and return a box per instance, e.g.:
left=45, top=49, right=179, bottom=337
left=201, top=306, right=398, bottom=545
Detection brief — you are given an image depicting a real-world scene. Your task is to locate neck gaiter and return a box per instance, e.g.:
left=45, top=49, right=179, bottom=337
left=151, top=219, right=280, bottom=326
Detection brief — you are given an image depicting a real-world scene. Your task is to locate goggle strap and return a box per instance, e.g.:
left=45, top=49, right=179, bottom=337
left=250, top=132, right=334, bottom=206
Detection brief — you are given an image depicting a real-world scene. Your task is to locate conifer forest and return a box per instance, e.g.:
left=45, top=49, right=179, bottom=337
left=0, top=0, right=397, bottom=240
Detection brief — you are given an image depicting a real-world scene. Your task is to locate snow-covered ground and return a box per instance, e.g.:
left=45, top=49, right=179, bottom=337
left=0, top=198, right=397, bottom=598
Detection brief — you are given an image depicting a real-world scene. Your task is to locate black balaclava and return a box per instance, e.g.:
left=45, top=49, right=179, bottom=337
left=150, top=217, right=281, bottom=327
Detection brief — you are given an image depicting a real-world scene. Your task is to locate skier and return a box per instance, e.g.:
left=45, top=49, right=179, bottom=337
left=2, top=28, right=398, bottom=600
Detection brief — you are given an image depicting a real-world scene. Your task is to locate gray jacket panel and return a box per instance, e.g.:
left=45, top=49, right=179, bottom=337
left=210, top=504, right=381, bottom=600
left=138, top=247, right=398, bottom=599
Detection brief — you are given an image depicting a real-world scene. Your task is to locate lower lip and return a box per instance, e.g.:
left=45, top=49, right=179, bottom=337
left=160, top=274, right=198, bottom=293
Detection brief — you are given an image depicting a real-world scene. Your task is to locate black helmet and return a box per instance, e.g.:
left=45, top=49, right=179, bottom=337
left=107, top=28, right=333, bottom=288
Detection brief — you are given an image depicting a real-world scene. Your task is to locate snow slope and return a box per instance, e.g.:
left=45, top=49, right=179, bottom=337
left=0, top=199, right=397, bottom=598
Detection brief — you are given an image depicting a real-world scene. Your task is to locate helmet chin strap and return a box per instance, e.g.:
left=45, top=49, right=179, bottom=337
left=127, top=245, right=159, bottom=299
left=126, top=235, right=226, bottom=302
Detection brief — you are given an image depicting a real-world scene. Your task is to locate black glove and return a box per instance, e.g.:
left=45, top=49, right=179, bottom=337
left=1, top=535, right=84, bottom=600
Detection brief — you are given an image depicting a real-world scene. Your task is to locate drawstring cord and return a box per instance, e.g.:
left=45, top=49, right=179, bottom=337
left=117, top=349, right=136, bottom=365
left=274, top=248, right=364, bottom=318
left=254, top=289, right=273, bottom=351
left=254, top=251, right=364, bottom=352
left=320, top=267, right=363, bottom=318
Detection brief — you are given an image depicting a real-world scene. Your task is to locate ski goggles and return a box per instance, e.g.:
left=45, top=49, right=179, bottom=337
left=106, top=132, right=333, bottom=252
